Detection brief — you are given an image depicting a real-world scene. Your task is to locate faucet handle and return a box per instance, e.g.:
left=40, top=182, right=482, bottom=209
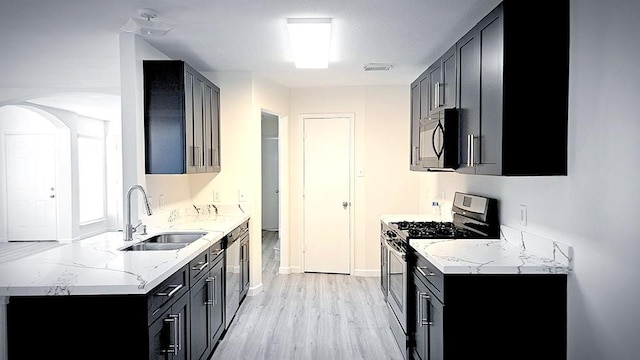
left=133, top=221, right=147, bottom=235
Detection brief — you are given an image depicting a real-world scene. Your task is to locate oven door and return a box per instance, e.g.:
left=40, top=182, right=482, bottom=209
left=387, top=241, right=407, bottom=331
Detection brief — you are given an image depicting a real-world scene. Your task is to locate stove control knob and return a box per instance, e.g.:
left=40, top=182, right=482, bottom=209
left=386, top=230, right=396, bottom=238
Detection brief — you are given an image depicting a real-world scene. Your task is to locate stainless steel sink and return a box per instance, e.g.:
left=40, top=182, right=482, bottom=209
left=144, top=232, right=207, bottom=244
left=122, top=242, right=189, bottom=251
left=120, top=232, right=207, bottom=251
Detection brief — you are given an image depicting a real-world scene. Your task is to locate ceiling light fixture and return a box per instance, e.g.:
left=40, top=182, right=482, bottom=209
left=286, top=18, right=332, bottom=69
left=120, top=8, right=177, bottom=37
left=363, top=63, right=394, bottom=72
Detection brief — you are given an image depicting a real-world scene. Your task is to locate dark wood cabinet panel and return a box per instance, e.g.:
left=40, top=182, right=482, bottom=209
left=408, top=249, right=567, bottom=360
left=149, top=292, right=190, bottom=360
left=455, top=0, right=569, bottom=175
left=239, top=236, right=250, bottom=301
left=144, top=60, right=221, bottom=174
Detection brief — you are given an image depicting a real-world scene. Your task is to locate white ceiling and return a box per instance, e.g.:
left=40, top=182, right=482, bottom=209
left=0, top=0, right=501, bottom=95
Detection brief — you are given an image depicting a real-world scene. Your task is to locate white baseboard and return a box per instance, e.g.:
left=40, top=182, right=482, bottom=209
left=247, top=283, right=263, bottom=296
left=290, top=266, right=303, bottom=273
left=353, top=268, right=380, bottom=277
left=278, top=266, right=291, bottom=274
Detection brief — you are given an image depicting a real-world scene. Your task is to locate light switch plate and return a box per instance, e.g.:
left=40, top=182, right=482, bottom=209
left=519, top=205, right=527, bottom=227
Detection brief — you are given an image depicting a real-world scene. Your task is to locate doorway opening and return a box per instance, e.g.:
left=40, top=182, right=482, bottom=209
left=261, top=111, right=281, bottom=282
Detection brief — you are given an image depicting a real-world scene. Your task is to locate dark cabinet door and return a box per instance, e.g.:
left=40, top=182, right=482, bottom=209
left=204, top=83, right=221, bottom=172
left=441, top=47, right=456, bottom=109
left=410, top=81, right=421, bottom=170
left=457, top=7, right=503, bottom=175
left=456, top=29, right=481, bottom=174
left=427, top=45, right=456, bottom=116
left=412, top=275, right=428, bottom=360
left=209, top=256, right=225, bottom=346
left=475, top=11, right=503, bottom=175
left=190, top=273, right=211, bottom=360
left=144, top=60, right=221, bottom=175
left=427, top=62, right=441, bottom=116
left=240, top=237, right=250, bottom=300
left=149, top=293, right=189, bottom=360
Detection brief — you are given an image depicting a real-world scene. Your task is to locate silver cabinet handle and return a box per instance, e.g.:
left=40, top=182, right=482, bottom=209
left=417, top=290, right=432, bottom=327
left=192, top=261, right=209, bottom=272
left=342, top=201, right=349, bottom=209
left=467, top=134, right=472, bottom=167
left=434, top=82, right=441, bottom=108
left=420, top=293, right=432, bottom=326
left=205, top=277, right=215, bottom=305
left=212, top=249, right=224, bottom=258
left=470, top=134, right=475, bottom=167
left=416, top=266, right=435, bottom=277
left=163, top=313, right=181, bottom=355
left=213, top=276, right=217, bottom=305
left=156, top=284, right=183, bottom=298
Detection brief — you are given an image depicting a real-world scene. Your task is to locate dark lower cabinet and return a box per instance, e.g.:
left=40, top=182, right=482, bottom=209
left=190, top=247, right=225, bottom=360
left=239, top=234, right=250, bottom=301
left=149, top=292, right=190, bottom=360
left=409, top=249, right=567, bottom=360
left=7, top=244, right=232, bottom=360
left=7, top=264, right=190, bottom=360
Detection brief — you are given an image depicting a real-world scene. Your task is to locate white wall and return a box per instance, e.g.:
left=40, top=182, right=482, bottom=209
left=289, top=86, right=420, bottom=275
left=418, top=0, right=640, bottom=358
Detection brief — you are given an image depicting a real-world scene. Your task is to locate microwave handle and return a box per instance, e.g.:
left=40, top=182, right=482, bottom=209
left=435, top=121, right=445, bottom=159
left=431, top=125, right=439, bottom=159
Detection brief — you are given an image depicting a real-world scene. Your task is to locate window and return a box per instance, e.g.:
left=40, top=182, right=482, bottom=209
left=78, top=135, right=106, bottom=224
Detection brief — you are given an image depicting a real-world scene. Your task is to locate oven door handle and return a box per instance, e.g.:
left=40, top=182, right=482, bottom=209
left=386, top=240, right=406, bottom=260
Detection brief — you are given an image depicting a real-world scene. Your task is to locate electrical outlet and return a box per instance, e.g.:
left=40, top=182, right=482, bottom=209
left=519, top=205, right=527, bottom=227
left=213, top=190, right=220, bottom=202
left=238, top=190, right=246, bottom=202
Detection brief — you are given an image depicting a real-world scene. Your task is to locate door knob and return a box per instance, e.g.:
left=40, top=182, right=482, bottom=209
left=342, top=201, right=349, bottom=209
left=275, top=190, right=279, bottom=193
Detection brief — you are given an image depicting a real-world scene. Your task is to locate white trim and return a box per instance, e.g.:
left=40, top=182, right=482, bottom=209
left=278, top=266, right=291, bottom=274
left=290, top=265, right=304, bottom=274
left=247, top=283, right=264, bottom=296
left=299, top=113, right=355, bottom=274
left=353, top=268, right=381, bottom=277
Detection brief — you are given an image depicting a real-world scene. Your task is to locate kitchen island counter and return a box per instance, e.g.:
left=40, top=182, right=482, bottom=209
left=0, top=213, right=249, bottom=296
left=381, top=215, right=572, bottom=275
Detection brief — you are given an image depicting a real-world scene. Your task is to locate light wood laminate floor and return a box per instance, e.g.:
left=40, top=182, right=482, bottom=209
left=210, top=230, right=403, bottom=360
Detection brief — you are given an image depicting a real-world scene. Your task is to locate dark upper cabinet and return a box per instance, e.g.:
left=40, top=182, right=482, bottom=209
left=456, top=0, right=569, bottom=175
left=428, top=46, right=456, bottom=116
left=410, top=45, right=457, bottom=171
left=410, top=79, right=423, bottom=170
left=144, top=60, right=221, bottom=174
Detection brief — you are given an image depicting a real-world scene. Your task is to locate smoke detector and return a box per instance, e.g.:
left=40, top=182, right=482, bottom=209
left=120, top=8, right=177, bottom=36
left=363, top=63, right=394, bottom=71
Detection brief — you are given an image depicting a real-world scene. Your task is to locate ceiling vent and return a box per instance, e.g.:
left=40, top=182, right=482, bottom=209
left=363, top=63, right=393, bottom=72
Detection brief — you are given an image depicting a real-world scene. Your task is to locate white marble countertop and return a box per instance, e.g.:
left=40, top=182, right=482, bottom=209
left=0, top=212, right=250, bottom=296
left=381, top=215, right=572, bottom=275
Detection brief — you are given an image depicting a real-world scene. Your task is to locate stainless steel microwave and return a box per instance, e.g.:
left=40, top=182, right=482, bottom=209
left=418, top=108, right=459, bottom=171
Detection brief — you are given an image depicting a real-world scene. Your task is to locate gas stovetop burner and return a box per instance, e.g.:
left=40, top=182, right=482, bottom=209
left=391, top=221, right=477, bottom=239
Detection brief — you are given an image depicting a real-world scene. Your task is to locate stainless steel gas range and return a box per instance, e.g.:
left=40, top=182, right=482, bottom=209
left=380, top=192, right=499, bottom=359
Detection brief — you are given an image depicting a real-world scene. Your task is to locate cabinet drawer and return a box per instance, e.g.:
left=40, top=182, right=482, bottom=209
left=148, top=265, right=189, bottom=324
left=210, top=240, right=224, bottom=261
left=190, top=248, right=211, bottom=283
left=414, top=253, right=444, bottom=302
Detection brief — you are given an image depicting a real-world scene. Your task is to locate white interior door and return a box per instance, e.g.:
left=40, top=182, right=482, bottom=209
left=5, top=134, right=57, bottom=240
left=261, top=137, right=279, bottom=230
left=303, top=116, right=351, bottom=274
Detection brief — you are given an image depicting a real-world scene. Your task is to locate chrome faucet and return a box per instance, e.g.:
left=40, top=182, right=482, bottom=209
left=124, top=185, right=153, bottom=241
